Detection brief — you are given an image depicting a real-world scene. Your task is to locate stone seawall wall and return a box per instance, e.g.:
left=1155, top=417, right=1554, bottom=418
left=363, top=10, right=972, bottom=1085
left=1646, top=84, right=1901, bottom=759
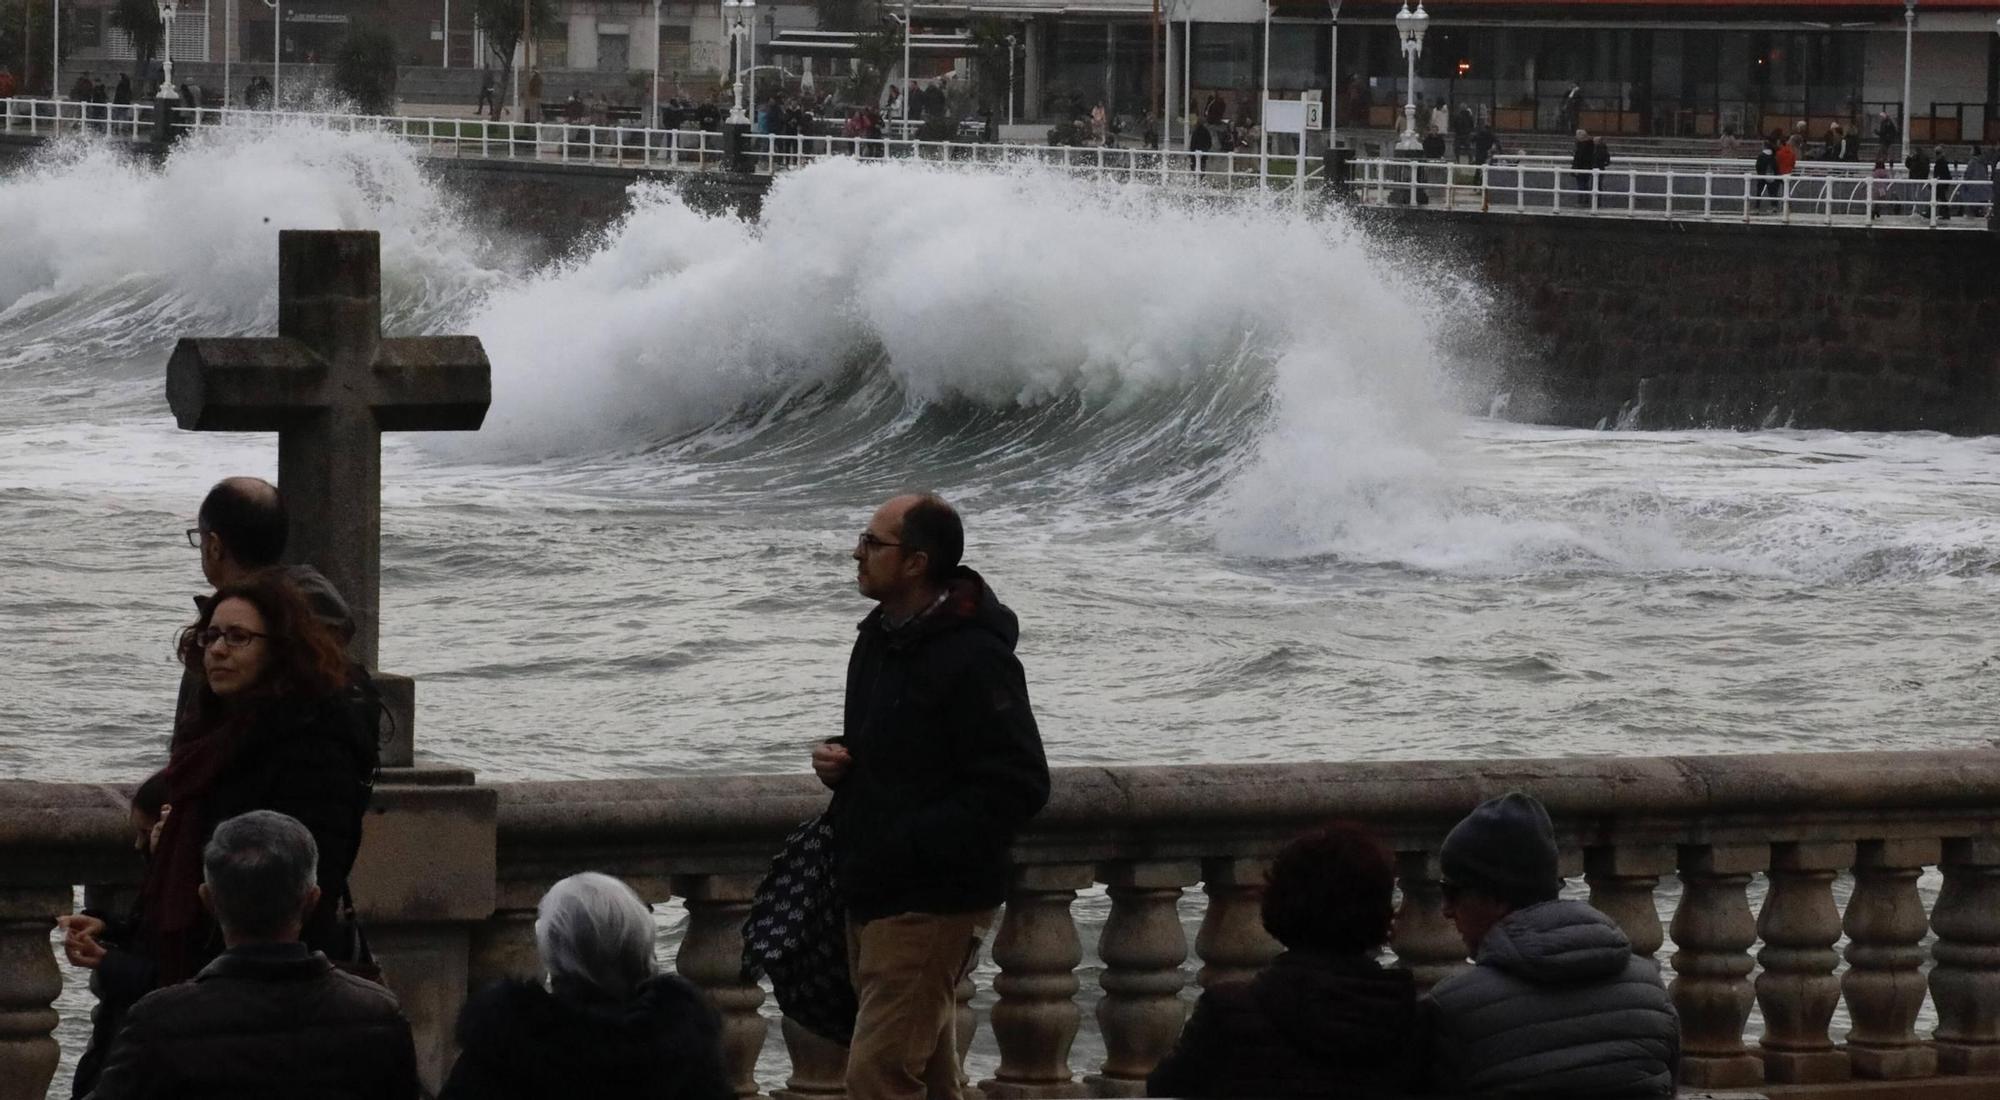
left=1375, top=209, right=2000, bottom=434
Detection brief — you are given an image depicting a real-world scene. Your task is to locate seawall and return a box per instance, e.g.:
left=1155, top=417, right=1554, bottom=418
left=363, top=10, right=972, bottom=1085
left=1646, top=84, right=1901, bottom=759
left=1371, top=208, right=2000, bottom=434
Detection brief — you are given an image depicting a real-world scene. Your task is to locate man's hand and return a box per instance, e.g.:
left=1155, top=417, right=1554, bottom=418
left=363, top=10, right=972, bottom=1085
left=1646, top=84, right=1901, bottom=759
left=811, top=741, right=852, bottom=789
left=57, top=915, right=108, bottom=969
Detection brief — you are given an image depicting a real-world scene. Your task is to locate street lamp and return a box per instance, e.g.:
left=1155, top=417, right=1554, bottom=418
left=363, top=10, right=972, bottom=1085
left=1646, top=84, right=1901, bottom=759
left=1901, top=0, right=1915, bottom=163
left=1005, top=33, right=1016, bottom=127
left=651, top=0, right=661, bottom=128
left=1394, top=0, right=1427, bottom=152
left=1328, top=0, right=1341, bottom=150
left=722, top=0, right=752, bottom=125
left=262, top=0, right=281, bottom=108
left=52, top=0, right=60, bottom=101
left=157, top=1, right=179, bottom=100
left=902, top=0, right=913, bottom=128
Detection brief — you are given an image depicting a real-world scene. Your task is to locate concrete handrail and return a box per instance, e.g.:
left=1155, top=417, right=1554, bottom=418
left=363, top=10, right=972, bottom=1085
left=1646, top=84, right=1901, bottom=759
left=8, top=751, right=2000, bottom=1099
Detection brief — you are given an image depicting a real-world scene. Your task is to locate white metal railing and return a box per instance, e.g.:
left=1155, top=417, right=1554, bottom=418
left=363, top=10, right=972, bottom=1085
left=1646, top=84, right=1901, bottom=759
left=6, top=97, right=1991, bottom=230
left=1345, top=156, right=1995, bottom=229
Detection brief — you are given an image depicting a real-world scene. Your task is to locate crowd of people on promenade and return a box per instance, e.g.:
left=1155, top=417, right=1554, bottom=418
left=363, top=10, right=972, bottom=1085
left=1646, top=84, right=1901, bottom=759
left=51, top=478, right=1682, bottom=1099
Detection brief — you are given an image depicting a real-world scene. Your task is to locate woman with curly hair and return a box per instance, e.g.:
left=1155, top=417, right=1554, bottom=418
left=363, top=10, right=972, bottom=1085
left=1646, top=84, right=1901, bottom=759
left=1148, top=823, right=1420, bottom=1098
left=59, top=570, right=381, bottom=1094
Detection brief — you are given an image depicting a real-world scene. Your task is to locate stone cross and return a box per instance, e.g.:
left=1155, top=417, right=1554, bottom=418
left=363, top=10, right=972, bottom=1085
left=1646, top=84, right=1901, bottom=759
left=166, top=230, right=491, bottom=673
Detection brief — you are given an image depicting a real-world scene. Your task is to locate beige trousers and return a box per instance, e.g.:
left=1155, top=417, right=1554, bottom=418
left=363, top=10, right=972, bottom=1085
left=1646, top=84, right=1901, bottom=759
left=844, top=910, right=994, bottom=1100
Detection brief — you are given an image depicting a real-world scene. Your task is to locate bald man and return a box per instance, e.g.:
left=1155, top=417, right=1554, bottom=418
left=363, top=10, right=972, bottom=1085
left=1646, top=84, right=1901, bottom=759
left=812, top=492, right=1050, bottom=1100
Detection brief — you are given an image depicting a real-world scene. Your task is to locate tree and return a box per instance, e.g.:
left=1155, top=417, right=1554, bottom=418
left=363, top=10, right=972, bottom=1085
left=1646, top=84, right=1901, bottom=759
left=470, top=0, right=555, bottom=108
left=332, top=26, right=398, bottom=114
left=814, top=0, right=869, bottom=33
left=107, top=0, right=163, bottom=78
left=842, top=21, right=899, bottom=105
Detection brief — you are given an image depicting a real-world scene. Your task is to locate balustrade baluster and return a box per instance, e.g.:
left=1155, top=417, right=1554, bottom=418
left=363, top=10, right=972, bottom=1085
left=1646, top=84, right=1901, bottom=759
left=957, top=961, right=979, bottom=1066
left=1391, top=851, right=1466, bottom=993
left=1842, top=838, right=1939, bottom=1079
left=1585, top=845, right=1672, bottom=957
left=467, top=878, right=548, bottom=989
left=775, top=1017, right=847, bottom=1100
left=674, top=873, right=769, bottom=1099
left=1087, top=861, right=1196, bottom=1098
left=1669, top=844, right=1764, bottom=1088
left=1755, top=842, right=1853, bottom=1083
left=1932, top=836, right=2000, bottom=1074
left=983, top=864, right=1092, bottom=1100
left=1193, top=858, right=1278, bottom=991
left=0, top=888, right=64, bottom=1100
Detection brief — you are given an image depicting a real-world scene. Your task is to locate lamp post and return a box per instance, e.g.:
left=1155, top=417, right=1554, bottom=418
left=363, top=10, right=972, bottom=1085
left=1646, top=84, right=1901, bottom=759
left=1005, top=32, right=1016, bottom=127
left=1328, top=0, right=1341, bottom=150
left=51, top=0, right=59, bottom=100
left=902, top=0, right=912, bottom=127
left=1901, top=0, right=1915, bottom=163
left=262, top=0, right=279, bottom=108
left=1259, top=0, right=1270, bottom=187
left=651, top=0, right=661, bottom=128
left=1394, top=0, right=1427, bottom=152
left=223, top=0, right=230, bottom=106
left=722, top=0, right=750, bottom=125
left=157, top=1, right=178, bottom=97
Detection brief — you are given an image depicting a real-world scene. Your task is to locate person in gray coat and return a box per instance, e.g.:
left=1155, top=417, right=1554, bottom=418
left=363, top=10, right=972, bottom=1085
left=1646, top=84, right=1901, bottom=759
left=1419, top=793, right=1679, bottom=1098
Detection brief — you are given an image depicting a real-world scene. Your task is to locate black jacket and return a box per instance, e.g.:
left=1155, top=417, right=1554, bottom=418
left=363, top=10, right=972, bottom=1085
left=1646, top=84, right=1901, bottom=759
left=1570, top=139, right=1596, bottom=171
left=83, top=943, right=416, bottom=1100
left=832, top=567, right=1051, bottom=922
left=439, top=976, right=734, bottom=1100
left=1420, top=900, right=1679, bottom=1098
left=1147, top=951, right=1419, bottom=1099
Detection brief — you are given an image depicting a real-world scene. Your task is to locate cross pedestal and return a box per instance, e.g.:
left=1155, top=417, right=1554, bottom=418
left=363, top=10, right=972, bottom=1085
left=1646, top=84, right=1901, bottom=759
left=165, top=230, right=498, bottom=1088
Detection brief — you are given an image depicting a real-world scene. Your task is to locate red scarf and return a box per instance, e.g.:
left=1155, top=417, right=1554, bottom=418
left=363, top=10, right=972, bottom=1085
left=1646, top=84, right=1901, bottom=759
left=136, top=709, right=257, bottom=984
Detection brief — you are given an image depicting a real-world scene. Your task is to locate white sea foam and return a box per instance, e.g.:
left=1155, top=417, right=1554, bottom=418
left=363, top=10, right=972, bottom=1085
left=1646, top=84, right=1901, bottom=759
left=0, top=124, right=503, bottom=339
left=3, top=130, right=1996, bottom=587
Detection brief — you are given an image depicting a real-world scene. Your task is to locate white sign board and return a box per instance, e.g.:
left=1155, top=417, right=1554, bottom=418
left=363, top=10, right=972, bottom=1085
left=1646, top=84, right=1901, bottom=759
left=1263, top=98, right=1306, bottom=134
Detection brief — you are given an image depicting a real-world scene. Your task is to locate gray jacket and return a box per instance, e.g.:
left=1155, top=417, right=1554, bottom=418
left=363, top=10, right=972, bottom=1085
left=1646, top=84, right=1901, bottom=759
left=1420, top=899, right=1679, bottom=1099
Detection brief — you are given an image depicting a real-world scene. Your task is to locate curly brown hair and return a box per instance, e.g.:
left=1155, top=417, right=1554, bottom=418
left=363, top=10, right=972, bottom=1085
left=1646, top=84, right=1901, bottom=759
left=1260, top=822, right=1397, bottom=956
left=177, top=570, right=352, bottom=722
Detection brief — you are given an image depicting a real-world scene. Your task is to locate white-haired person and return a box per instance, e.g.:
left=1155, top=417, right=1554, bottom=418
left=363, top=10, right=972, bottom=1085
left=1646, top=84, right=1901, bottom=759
left=439, top=872, right=733, bottom=1100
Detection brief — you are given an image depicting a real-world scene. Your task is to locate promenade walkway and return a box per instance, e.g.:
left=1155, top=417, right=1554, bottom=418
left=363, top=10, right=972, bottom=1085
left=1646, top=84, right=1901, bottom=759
left=5, top=96, right=1993, bottom=232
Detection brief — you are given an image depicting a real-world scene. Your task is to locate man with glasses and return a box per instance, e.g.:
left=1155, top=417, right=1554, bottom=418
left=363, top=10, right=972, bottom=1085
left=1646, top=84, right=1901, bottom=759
left=1420, top=792, right=1680, bottom=1098
left=810, top=493, right=1051, bottom=1100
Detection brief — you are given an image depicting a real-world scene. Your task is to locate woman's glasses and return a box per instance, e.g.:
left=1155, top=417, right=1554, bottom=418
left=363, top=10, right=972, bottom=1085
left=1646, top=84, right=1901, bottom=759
left=197, top=627, right=266, bottom=650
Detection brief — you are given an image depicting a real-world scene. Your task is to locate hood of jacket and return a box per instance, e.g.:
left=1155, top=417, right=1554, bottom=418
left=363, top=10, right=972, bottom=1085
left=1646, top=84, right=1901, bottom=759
left=1252, top=950, right=1417, bottom=1058
left=862, top=566, right=1019, bottom=653
left=455, top=975, right=721, bottom=1091
left=1476, top=899, right=1638, bottom=986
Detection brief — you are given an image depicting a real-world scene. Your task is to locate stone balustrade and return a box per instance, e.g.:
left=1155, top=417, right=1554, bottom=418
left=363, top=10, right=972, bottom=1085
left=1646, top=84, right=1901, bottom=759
left=7, top=749, right=2000, bottom=1099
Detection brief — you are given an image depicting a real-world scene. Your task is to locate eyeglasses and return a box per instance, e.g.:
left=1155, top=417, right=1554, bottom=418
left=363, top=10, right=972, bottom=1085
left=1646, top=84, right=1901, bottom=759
left=856, top=531, right=903, bottom=553
left=197, top=627, right=266, bottom=650
left=185, top=528, right=203, bottom=549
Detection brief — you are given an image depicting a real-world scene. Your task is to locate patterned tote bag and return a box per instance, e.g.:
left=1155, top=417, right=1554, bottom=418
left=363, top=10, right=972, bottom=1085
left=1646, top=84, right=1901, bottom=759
left=741, top=812, right=857, bottom=1045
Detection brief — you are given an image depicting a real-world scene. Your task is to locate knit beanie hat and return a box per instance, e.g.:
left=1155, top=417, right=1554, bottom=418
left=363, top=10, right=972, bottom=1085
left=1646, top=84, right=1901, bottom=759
left=1439, top=792, right=1561, bottom=905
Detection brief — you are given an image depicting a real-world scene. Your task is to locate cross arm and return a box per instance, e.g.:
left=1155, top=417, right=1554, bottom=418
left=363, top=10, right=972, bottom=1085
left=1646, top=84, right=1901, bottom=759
left=166, top=338, right=328, bottom=431
left=372, top=338, right=492, bottom=432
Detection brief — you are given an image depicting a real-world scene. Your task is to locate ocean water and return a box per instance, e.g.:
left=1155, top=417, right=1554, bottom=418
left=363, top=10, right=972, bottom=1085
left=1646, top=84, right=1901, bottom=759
left=4, top=122, right=1994, bottom=1095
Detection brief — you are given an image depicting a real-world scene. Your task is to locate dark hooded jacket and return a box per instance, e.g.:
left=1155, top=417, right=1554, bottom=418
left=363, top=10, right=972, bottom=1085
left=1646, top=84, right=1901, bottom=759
left=832, top=566, right=1051, bottom=923
left=1420, top=899, right=1679, bottom=1099
left=1147, top=951, right=1420, bottom=1098
left=438, top=975, right=733, bottom=1100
